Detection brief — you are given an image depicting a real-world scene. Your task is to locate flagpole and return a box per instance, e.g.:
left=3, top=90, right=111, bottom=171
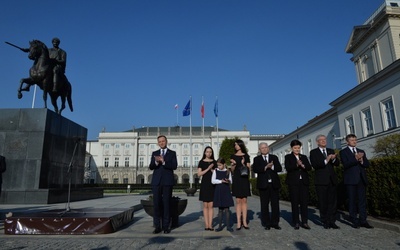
left=32, top=85, right=37, bottom=108
left=215, top=96, right=219, bottom=156
left=202, top=96, right=205, bottom=150
left=189, top=96, right=193, bottom=188
left=176, top=105, right=179, bottom=126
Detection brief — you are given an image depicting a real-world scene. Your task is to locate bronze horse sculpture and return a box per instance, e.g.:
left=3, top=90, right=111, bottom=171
left=18, top=40, right=73, bottom=115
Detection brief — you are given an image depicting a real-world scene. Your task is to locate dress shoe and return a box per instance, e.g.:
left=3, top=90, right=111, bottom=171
left=360, top=222, right=374, bottom=229
left=153, top=227, right=162, bottom=234
left=163, top=229, right=171, bottom=234
left=323, top=223, right=330, bottom=229
left=294, top=223, right=300, bottom=230
left=215, top=227, right=223, bottom=232
left=227, top=227, right=233, bottom=232
left=329, top=223, right=340, bottom=229
left=301, top=223, right=311, bottom=230
left=243, top=225, right=250, bottom=230
left=272, top=225, right=281, bottom=230
left=236, top=226, right=242, bottom=231
left=351, top=223, right=360, bottom=229
left=208, top=228, right=214, bottom=231
left=265, top=226, right=271, bottom=230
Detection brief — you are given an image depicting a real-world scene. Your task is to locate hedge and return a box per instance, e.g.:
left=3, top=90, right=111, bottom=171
left=250, top=156, right=400, bottom=219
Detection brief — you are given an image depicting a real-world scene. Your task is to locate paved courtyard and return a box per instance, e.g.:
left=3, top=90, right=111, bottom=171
left=1, top=193, right=399, bottom=249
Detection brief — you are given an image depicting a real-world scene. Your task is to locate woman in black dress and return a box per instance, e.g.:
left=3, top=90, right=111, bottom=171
left=230, top=139, right=251, bottom=230
left=197, top=146, right=217, bottom=231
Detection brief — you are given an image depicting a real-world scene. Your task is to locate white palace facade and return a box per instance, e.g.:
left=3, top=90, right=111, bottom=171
left=85, top=126, right=284, bottom=184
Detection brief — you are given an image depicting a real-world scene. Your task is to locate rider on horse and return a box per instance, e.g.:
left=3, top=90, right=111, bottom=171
left=48, top=37, right=67, bottom=93
left=21, top=37, right=67, bottom=92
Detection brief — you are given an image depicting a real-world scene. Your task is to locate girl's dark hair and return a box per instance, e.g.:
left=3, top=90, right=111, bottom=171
left=234, top=139, right=248, bottom=156
left=290, top=139, right=302, bottom=147
left=217, top=158, right=225, bottom=165
left=201, top=146, right=215, bottom=160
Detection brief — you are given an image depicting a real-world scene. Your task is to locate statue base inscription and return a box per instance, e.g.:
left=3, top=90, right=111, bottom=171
left=0, top=108, right=102, bottom=204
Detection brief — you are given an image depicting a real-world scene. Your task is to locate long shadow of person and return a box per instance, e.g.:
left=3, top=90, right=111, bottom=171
left=179, top=211, right=202, bottom=227
left=280, top=209, right=293, bottom=226
left=307, top=207, right=322, bottom=226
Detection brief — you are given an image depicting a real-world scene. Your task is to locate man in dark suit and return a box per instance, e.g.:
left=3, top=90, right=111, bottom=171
left=253, top=143, right=282, bottom=230
left=339, top=134, right=373, bottom=229
left=310, top=135, right=340, bottom=229
left=149, top=135, right=178, bottom=234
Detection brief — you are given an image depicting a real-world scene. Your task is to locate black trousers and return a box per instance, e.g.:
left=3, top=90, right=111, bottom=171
left=288, top=183, right=309, bottom=224
left=316, top=182, right=337, bottom=224
left=152, top=185, right=173, bottom=230
left=346, top=180, right=367, bottom=223
left=258, top=186, right=280, bottom=226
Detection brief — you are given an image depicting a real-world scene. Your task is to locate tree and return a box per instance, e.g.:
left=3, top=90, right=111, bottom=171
left=218, top=136, right=249, bottom=166
left=372, top=133, right=400, bottom=157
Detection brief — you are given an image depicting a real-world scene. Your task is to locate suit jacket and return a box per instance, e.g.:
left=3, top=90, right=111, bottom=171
left=284, top=153, right=312, bottom=186
left=339, top=147, right=369, bottom=185
left=253, top=154, right=282, bottom=189
left=149, top=148, right=178, bottom=186
left=310, top=148, right=339, bottom=185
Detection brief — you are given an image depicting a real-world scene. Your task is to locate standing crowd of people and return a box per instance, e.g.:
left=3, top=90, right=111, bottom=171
left=149, top=134, right=373, bottom=234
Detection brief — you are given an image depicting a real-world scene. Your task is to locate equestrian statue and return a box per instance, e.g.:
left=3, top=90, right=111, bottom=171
left=6, top=38, right=73, bottom=115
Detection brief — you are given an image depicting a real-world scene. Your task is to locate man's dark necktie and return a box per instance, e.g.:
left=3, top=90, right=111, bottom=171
left=322, top=149, right=327, bottom=158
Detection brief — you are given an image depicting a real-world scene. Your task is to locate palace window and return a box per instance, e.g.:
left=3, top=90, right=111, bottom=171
left=139, top=157, right=144, bottom=168
left=114, top=157, right=119, bottom=167
left=307, top=139, right=312, bottom=153
left=361, top=108, right=374, bottom=136
left=345, top=116, right=355, bottom=135
left=381, top=98, right=397, bottom=130
left=124, top=157, right=129, bottom=167
left=104, top=157, right=109, bottom=168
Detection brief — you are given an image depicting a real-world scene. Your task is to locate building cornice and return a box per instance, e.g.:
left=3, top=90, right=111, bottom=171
left=346, top=5, right=400, bottom=54
left=330, top=58, right=400, bottom=107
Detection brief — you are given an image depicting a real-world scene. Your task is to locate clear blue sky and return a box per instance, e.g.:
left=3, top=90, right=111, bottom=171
left=1, top=0, right=382, bottom=140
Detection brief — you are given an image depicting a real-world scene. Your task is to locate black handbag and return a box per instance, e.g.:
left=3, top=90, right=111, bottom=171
left=240, top=166, right=249, bottom=176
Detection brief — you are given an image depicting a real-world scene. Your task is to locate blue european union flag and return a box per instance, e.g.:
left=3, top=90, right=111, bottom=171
left=214, top=99, right=218, bottom=117
left=183, top=99, right=191, bottom=116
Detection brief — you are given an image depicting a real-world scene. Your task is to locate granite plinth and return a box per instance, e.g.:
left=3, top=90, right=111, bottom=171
left=0, top=108, right=98, bottom=204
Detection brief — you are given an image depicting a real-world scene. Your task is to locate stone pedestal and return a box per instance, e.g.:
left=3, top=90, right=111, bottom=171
left=0, top=108, right=102, bottom=204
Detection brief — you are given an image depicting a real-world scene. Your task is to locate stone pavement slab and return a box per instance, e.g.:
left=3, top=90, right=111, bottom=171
left=1, top=193, right=399, bottom=249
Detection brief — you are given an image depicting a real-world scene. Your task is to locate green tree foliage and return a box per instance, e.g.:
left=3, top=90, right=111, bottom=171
left=218, top=137, right=239, bottom=165
left=372, top=133, right=400, bottom=157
